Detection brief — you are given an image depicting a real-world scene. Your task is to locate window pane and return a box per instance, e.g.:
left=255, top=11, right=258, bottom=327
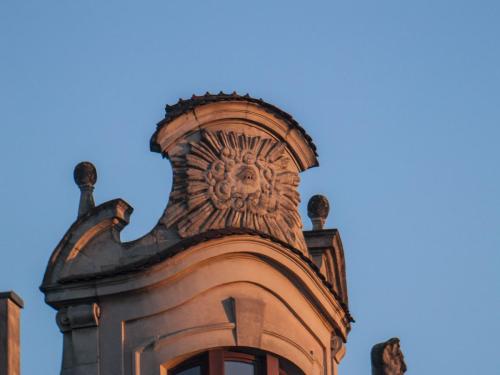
left=174, top=366, right=201, bottom=375
left=224, top=361, right=255, bottom=375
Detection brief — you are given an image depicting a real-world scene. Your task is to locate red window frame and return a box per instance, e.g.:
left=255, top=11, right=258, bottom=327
left=168, top=348, right=303, bottom=375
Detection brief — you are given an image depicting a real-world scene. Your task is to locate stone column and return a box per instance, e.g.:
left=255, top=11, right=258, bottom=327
left=0, top=291, right=24, bottom=375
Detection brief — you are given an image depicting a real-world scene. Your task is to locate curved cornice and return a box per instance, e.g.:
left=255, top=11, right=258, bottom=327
left=43, top=234, right=352, bottom=336
left=150, top=92, right=319, bottom=171
left=41, top=221, right=352, bottom=325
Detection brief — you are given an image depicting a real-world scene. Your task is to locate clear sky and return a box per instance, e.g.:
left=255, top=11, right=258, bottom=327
left=1, top=1, right=499, bottom=374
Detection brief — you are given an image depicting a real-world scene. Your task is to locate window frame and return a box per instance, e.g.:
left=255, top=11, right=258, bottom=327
left=168, top=348, right=302, bottom=375
left=168, top=352, right=208, bottom=375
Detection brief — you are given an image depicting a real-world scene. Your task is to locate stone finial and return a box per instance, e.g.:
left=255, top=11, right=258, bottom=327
left=307, top=194, right=330, bottom=230
left=74, top=162, right=97, bottom=218
left=371, top=338, right=407, bottom=375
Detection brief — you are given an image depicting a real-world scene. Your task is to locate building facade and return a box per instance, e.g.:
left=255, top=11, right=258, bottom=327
left=39, top=94, right=354, bottom=375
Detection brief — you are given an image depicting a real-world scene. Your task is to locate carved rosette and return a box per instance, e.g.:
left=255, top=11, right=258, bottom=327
left=163, top=130, right=307, bottom=253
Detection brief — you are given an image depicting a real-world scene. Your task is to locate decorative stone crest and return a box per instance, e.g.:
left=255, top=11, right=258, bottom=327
left=163, top=130, right=307, bottom=252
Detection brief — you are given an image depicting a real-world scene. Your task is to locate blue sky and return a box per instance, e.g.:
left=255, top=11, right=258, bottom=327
left=1, top=1, right=499, bottom=374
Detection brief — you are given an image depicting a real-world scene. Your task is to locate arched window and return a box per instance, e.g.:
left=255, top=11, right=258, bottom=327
left=169, top=348, right=304, bottom=375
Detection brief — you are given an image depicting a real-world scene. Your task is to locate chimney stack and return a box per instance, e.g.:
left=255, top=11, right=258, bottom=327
left=0, top=292, right=23, bottom=375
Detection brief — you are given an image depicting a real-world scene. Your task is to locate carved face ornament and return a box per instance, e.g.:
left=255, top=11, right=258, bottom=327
left=163, top=130, right=307, bottom=252
left=208, top=148, right=279, bottom=214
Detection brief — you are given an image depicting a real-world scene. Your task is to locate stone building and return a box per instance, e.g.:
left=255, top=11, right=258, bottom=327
left=1, top=94, right=405, bottom=375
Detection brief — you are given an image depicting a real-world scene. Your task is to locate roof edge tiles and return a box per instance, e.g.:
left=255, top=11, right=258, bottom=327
left=150, top=92, right=318, bottom=159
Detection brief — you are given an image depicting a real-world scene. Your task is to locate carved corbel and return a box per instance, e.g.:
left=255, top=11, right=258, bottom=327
left=56, top=303, right=101, bottom=375
left=330, top=334, right=345, bottom=367
left=56, top=303, right=100, bottom=332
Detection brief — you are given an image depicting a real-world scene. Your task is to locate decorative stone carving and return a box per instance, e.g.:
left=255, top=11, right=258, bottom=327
left=56, top=303, right=100, bottom=333
left=371, top=338, right=407, bottom=375
left=163, top=130, right=307, bottom=252
left=56, top=303, right=101, bottom=375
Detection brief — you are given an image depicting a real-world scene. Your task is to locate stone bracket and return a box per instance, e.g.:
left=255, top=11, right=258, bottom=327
left=57, top=303, right=100, bottom=332
left=56, top=303, right=101, bottom=375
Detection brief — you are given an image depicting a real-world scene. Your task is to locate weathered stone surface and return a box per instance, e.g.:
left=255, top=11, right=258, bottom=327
left=371, top=338, right=407, bottom=375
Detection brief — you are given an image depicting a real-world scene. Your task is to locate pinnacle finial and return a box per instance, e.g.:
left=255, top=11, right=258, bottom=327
left=307, top=194, right=330, bottom=230
left=74, top=161, right=97, bottom=218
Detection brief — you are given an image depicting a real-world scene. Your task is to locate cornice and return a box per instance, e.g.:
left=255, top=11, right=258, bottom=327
left=150, top=92, right=318, bottom=161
